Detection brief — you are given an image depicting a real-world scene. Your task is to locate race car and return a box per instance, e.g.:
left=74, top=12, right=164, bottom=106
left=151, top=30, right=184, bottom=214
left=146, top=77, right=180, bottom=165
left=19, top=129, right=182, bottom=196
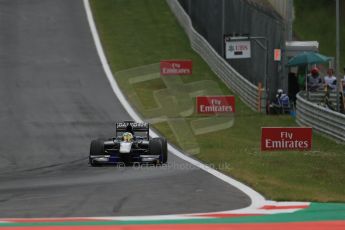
left=89, top=121, right=167, bottom=166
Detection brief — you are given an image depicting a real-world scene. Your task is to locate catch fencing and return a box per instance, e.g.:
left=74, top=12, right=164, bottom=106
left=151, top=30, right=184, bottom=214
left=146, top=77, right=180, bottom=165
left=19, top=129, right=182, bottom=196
left=177, top=0, right=286, bottom=99
left=166, top=0, right=266, bottom=112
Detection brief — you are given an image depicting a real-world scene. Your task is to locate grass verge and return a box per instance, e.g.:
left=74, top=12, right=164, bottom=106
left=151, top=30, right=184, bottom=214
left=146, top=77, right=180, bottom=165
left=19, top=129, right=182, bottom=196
left=90, top=0, right=345, bottom=202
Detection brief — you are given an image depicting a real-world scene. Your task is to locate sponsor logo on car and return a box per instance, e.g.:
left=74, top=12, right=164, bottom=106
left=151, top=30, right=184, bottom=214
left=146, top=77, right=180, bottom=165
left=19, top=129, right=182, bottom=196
left=116, top=122, right=149, bottom=128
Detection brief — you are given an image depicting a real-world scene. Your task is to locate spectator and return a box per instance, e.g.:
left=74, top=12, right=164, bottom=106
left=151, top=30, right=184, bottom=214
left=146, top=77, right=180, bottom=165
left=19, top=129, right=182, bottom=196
left=342, top=67, right=345, bottom=113
left=320, top=89, right=335, bottom=111
left=269, top=89, right=290, bottom=114
left=323, top=68, right=337, bottom=91
left=307, top=67, right=323, bottom=91
left=343, top=67, right=345, bottom=93
left=297, top=66, right=306, bottom=91
left=288, top=72, right=299, bottom=103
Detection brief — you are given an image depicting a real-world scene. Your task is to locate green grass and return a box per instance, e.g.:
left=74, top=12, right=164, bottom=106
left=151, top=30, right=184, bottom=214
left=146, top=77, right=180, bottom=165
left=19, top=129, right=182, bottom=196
left=91, top=0, right=345, bottom=202
left=294, top=0, right=345, bottom=70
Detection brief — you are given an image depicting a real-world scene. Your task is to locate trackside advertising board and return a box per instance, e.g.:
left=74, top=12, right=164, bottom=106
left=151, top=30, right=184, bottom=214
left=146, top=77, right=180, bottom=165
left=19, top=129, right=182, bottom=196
left=225, top=39, right=251, bottom=59
left=261, top=127, right=312, bottom=151
left=160, top=60, right=192, bottom=76
left=196, top=96, right=235, bottom=114
left=274, top=49, right=281, bottom=61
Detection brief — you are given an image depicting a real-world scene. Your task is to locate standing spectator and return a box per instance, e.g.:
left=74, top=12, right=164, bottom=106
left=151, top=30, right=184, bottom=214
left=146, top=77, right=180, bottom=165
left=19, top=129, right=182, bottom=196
left=297, top=66, right=306, bottom=91
left=288, top=72, right=299, bottom=103
left=340, top=67, right=345, bottom=113
left=307, top=67, right=323, bottom=91
left=342, top=67, right=345, bottom=93
left=323, top=68, right=337, bottom=91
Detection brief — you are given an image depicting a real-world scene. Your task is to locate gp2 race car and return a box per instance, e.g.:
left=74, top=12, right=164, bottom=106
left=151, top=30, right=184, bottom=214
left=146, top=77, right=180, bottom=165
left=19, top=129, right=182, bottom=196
left=89, top=121, right=168, bottom=166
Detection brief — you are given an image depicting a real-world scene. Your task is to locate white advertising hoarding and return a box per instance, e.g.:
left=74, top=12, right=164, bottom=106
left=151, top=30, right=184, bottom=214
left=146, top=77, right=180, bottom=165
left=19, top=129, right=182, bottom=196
left=225, top=40, right=251, bottom=59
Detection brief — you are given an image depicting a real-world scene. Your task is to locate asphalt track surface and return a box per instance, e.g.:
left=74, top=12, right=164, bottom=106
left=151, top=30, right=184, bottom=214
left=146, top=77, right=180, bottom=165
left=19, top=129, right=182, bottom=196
left=0, top=0, right=250, bottom=218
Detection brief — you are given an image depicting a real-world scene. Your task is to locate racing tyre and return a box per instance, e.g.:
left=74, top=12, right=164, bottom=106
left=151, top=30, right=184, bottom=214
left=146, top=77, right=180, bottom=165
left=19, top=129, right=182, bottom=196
left=89, top=139, right=105, bottom=167
left=160, top=138, right=168, bottom=164
left=149, top=138, right=168, bottom=164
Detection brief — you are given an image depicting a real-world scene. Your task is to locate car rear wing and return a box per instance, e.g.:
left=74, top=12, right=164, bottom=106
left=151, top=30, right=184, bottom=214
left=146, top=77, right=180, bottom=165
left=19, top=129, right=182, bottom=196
left=116, top=121, right=149, bottom=131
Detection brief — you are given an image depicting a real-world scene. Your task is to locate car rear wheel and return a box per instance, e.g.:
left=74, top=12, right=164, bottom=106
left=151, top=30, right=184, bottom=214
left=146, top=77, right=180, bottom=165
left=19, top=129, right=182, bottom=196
left=149, top=137, right=168, bottom=164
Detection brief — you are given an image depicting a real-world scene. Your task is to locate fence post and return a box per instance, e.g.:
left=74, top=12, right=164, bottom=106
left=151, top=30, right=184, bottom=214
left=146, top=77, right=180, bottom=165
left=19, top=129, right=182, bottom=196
left=258, top=82, right=262, bottom=112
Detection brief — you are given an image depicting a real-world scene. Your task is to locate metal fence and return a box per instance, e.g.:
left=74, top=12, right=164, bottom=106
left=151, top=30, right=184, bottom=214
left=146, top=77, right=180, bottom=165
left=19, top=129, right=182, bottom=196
left=296, top=92, right=345, bottom=142
left=177, top=0, right=286, bottom=100
left=166, top=0, right=266, bottom=112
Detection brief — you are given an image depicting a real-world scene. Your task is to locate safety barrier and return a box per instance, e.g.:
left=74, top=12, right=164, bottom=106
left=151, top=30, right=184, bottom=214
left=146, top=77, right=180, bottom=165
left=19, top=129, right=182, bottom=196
left=166, top=0, right=266, bottom=112
left=304, top=91, right=338, bottom=104
left=296, top=92, right=345, bottom=142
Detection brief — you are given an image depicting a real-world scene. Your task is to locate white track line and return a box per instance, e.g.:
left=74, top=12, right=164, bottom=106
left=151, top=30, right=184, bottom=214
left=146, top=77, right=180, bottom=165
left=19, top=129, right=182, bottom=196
left=0, top=201, right=310, bottom=222
left=83, top=0, right=266, bottom=213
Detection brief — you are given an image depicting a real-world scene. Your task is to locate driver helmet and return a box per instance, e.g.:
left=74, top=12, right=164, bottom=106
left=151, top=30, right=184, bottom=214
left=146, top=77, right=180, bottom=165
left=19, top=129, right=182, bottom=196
left=122, top=132, right=133, bottom=142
